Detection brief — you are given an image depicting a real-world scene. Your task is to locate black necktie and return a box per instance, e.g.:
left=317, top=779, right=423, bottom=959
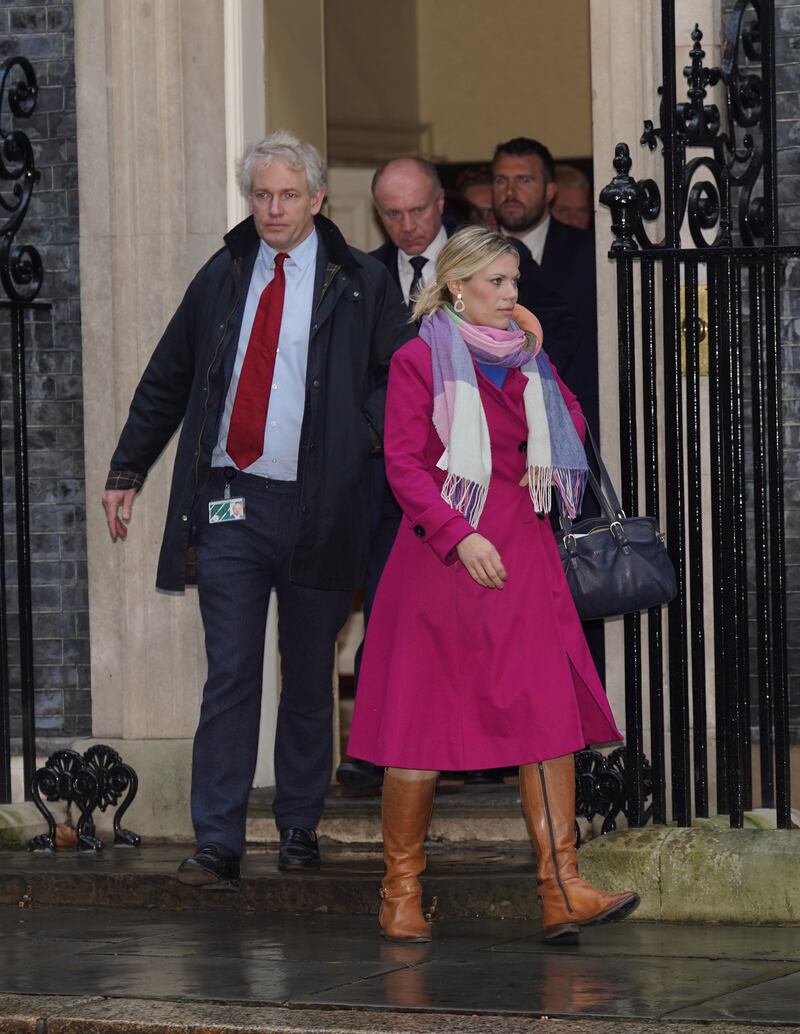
left=408, top=255, right=428, bottom=305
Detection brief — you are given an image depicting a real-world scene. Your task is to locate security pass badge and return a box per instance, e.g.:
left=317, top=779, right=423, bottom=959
left=208, top=481, right=245, bottom=523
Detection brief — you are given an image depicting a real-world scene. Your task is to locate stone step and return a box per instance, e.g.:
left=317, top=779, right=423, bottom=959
left=247, top=780, right=529, bottom=845
left=0, top=842, right=539, bottom=919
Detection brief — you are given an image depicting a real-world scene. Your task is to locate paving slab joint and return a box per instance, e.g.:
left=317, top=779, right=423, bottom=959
left=579, top=824, right=800, bottom=923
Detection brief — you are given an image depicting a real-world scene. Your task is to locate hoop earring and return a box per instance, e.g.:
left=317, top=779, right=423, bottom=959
left=454, top=292, right=465, bottom=314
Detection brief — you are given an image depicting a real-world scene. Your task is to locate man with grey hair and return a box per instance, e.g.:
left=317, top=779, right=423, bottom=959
left=102, top=129, right=410, bottom=888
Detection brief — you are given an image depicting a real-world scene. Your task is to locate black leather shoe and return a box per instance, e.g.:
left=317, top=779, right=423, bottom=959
left=278, top=827, right=320, bottom=871
left=336, top=758, right=384, bottom=790
left=177, top=844, right=240, bottom=891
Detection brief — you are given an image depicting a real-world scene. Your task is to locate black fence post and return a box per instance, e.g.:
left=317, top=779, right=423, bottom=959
left=0, top=55, right=49, bottom=804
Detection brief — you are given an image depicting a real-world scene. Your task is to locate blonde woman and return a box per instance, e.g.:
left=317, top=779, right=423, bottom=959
left=347, top=227, right=639, bottom=944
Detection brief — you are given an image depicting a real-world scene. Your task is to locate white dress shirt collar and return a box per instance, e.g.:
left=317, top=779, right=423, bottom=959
left=515, top=215, right=550, bottom=266
left=397, top=223, right=448, bottom=303
left=260, top=226, right=318, bottom=272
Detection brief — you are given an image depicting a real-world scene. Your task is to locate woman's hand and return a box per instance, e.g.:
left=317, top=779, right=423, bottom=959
left=456, top=533, right=507, bottom=589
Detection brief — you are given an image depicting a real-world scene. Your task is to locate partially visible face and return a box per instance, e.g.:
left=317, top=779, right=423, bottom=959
left=373, top=164, right=445, bottom=255
left=449, top=252, right=520, bottom=330
left=492, top=153, right=557, bottom=234
left=248, top=159, right=324, bottom=252
left=462, top=183, right=498, bottom=230
left=551, top=185, right=592, bottom=230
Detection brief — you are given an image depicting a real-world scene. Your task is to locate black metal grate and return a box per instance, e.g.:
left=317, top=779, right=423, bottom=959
left=599, top=0, right=798, bottom=829
left=0, top=56, right=48, bottom=803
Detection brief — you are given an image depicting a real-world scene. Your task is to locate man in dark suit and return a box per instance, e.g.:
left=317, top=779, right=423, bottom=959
left=104, top=131, right=410, bottom=886
left=336, top=156, right=586, bottom=790
left=493, top=137, right=603, bottom=678
left=492, top=137, right=598, bottom=439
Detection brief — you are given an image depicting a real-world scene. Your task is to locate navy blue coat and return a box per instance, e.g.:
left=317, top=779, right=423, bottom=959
left=109, top=214, right=411, bottom=592
left=540, top=218, right=599, bottom=437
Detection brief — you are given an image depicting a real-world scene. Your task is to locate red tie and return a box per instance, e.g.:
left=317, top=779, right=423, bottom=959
left=226, top=252, right=288, bottom=469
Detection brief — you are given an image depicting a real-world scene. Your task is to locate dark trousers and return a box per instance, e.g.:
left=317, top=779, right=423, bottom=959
left=352, top=456, right=402, bottom=689
left=191, top=468, right=351, bottom=856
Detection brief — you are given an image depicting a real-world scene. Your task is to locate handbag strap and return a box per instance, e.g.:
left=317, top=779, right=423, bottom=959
left=581, top=422, right=626, bottom=520
left=560, top=420, right=627, bottom=533
left=560, top=468, right=618, bottom=533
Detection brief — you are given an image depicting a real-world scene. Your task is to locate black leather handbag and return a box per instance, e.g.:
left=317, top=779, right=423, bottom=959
left=556, top=428, right=677, bottom=621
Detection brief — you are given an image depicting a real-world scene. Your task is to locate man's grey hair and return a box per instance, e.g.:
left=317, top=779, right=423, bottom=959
left=237, top=130, right=327, bottom=197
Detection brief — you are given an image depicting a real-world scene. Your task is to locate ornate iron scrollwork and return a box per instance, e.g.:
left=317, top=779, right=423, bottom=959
left=82, top=745, right=141, bottom=847
left=0, top=56, right=43, bottom=303
left=601, top=3, right=764, bottom=249
left=28, top=749, right=84, bottom=851
left=28, top=746, right=141, bottom=852
left=574, top=747, right=653, bottom=847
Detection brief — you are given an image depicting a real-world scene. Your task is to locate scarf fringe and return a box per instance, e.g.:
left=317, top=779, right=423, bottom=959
left=442, top=472, right=489, bottom=528
left=527, top=465, right=553, bottom=517
left=550, top=466, right=588, bottom=520
left=527, top=466, right=587, bottom=520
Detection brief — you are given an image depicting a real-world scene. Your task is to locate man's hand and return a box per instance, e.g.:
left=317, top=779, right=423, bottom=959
left=102, top=488, right=137, bottom=541
left=456, top=533, right=507, bottom=589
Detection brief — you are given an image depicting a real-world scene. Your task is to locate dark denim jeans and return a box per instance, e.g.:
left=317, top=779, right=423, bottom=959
left=191, top=468, right=350, bottom=856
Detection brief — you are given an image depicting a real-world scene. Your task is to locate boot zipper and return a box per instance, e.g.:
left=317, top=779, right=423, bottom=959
left=538, top=762, right=574, bottom=914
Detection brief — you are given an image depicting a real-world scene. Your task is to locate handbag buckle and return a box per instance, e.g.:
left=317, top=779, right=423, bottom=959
left=610, top=520, right=632, bottom=555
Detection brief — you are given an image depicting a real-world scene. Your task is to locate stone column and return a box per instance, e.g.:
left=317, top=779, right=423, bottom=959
left=76, top=0, right=227, bottom=836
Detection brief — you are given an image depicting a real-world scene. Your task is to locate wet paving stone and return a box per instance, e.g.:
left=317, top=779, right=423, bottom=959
left=296, top=951, right=800, bottom=1019
left=488, top=919, right=800, bottom=962
left=669, top=968, right=800, bottom=1024
left=0, top=906, right=799, bottom=1025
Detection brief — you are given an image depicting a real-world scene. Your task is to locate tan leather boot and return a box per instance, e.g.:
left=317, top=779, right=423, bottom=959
left=379, top=772, right=436, bottom=942
left=519, top=755, right=640, bottom=941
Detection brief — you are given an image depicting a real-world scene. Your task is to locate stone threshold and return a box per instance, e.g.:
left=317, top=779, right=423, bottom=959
left=0, top=842, right=538, bottom=919
left=247, top=782, right=530, bottom=845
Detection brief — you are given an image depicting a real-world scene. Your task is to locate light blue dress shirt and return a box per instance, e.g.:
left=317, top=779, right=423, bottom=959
left=213, top=229, right=318, bottom=480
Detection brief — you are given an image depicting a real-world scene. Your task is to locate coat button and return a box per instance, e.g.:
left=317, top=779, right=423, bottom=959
left=353, top=290, right=360, bottom=298
left=414, top=524, right=425, bottom=538
left=181, top=514, right=188, bottom=522
left=308, top=441, right=316, bottom=451
left=518, top=441, right=527, bottom=453
left=313, top=379, right=321, bottom=388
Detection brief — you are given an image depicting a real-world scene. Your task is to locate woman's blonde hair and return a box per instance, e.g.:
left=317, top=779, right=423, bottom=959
left=410, top=226, right=520, bottom=323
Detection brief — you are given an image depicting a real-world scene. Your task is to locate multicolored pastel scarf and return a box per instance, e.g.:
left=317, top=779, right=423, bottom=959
left=418, top=304, right=588, bottom=527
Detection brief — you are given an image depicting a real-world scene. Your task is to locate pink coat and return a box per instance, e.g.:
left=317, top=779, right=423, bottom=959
left=347, top=337, right=622, bottom=770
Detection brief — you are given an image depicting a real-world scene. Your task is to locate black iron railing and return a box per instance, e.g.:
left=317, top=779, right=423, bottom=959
left=0, top=56, right=48, bottom=803
left=600, top=0, right=797, bottom=829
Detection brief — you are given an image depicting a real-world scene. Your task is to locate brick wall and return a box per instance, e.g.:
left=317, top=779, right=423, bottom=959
left=776, top=0, right=800, bottom=739
left=0, top=1, right=90, bottom=745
